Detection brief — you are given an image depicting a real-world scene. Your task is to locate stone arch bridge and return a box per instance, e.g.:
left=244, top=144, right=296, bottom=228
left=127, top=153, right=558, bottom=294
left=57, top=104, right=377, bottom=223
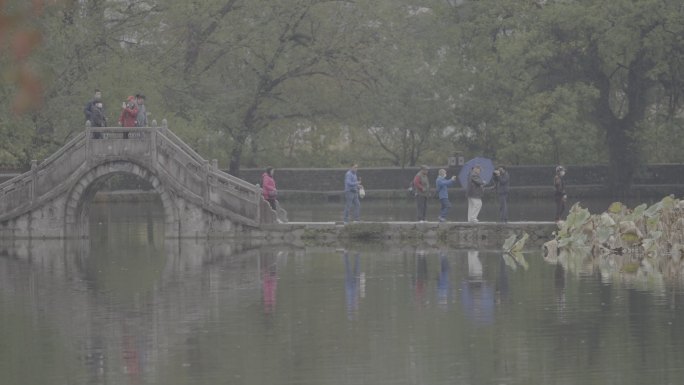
left=0, top=121, right=278, bottom=238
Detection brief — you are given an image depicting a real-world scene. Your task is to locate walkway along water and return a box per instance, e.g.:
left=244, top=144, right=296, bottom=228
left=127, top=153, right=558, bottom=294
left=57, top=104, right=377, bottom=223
left=0, top=120, right=556, bottom=247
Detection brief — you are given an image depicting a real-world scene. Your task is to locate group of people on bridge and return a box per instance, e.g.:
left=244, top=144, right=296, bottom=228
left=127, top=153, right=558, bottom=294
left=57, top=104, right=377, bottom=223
left=84, top=89, right=148, bottom=129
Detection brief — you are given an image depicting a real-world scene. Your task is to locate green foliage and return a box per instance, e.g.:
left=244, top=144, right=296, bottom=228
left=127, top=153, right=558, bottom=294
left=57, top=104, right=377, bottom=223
left=0, top=0, right=683, bottom=175
left=545, top=196, right=684, bottom=285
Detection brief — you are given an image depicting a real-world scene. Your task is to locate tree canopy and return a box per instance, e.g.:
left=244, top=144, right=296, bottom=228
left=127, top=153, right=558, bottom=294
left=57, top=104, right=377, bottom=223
left=1, top=0, right=683, bottom=193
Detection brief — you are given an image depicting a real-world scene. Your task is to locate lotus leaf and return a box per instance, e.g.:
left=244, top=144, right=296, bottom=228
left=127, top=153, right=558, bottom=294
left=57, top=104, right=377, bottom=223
left=618, top=221, right=642, bottom=237
left=503, top=254, right=517, bottom=271
left=644, top=201, right=662, bottom=218
left=620, top=232, right=641, bottom=245
left=661, top=195, right=676, bottom=210
left=608, top=202, right=624, bottom=214
left=600, top=212, right=616, bottom=227
left=628, top=204, right=647, bottom=221
left=646, top=215, right=661, bottom=233
left=596, top=226, right=613, bottom=244
left=510, top=251, right=529, bottom=270
left=502, top=234, right=517, bottom=252
left=558, top=235, right=573, bottom=248
left=511, top=233, right=529, bottom=253
left=565, top=204, right=591, bottom=230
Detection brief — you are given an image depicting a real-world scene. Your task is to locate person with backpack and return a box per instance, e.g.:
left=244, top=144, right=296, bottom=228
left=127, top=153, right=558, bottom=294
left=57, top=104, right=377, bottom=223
left=436, top=169, right=458, bottom=222
left=413, top=165, right=430, bottom=222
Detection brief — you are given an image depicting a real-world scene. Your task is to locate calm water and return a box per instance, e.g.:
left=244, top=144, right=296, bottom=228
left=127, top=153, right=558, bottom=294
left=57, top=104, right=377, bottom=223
left=2, top=201, right=684, bottom=385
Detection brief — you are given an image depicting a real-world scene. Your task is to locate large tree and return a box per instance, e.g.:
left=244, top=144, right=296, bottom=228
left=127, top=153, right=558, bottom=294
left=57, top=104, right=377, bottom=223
left=351, top=2, right=455, bottom=167
left=444, top=0, right=684, bottom=196
left=159, top=0, right=374, bottom=175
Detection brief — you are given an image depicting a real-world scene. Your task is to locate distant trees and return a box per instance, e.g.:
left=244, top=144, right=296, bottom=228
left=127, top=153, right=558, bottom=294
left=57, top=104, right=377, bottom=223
left=1, top=0, right=683, bottom=194
left=441, top=0, right=684, bottom=196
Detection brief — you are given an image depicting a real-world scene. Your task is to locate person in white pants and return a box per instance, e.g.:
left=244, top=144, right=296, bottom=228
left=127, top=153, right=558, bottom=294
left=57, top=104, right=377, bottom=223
left=466, top=165, right=485, bottom=222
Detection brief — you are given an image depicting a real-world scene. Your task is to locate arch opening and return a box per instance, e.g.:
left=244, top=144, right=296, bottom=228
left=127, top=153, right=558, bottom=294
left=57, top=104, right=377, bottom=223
left=64, top=161, right=179, bottom=238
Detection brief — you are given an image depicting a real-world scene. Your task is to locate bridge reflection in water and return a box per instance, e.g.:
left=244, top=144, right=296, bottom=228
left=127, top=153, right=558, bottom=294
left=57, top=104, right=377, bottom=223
left=2, top=217, right=684, bottom=385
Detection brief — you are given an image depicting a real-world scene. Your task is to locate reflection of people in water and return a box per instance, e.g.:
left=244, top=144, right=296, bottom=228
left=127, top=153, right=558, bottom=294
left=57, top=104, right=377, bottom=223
left=121, top=323, right=143, bottom=385
left=344, top=250, right=362, bottom=320
left=554, top=262, right=566, bottom=322
left=414, top=250, right=428, bottom=307
left=260, top=251, right=281, bottom=314
left=495, top=254, right=510, bottom=305
left=437, top=251, right=451, bottom=309
left=461, top=250, right=494, bottom=325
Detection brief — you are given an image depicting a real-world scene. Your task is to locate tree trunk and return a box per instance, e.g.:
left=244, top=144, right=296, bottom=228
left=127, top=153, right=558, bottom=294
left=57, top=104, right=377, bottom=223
left=591, top=53, right=650, bottom=200
left=605, top=121, right=639, bottom=200
left=228, top=141, right=243, bottom=177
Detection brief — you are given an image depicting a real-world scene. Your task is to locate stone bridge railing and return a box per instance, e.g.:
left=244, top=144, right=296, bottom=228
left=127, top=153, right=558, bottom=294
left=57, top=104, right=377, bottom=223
left=0, top=120, right=277, bottom=234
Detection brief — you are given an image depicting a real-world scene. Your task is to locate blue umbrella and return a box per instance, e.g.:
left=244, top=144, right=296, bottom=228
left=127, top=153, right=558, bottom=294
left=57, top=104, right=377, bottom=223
left=458, top=157, right=494, bottom=188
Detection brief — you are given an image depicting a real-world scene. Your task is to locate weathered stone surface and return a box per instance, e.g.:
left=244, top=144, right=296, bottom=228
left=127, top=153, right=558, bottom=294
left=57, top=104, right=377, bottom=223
left=0, top=125, right=273, bottom=239
left=253, top=221, right=556, bottom=249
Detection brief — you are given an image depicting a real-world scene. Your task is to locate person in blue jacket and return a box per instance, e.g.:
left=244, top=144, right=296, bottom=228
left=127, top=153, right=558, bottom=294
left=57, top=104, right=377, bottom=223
left=436, top=168, right=458, bottom=222
left=343, top=163, right=362, bottom=223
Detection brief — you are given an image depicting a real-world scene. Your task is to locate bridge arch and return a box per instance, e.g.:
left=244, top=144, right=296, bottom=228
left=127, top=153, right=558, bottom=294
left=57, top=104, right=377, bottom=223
left=64, top=160, right=179, bottom=238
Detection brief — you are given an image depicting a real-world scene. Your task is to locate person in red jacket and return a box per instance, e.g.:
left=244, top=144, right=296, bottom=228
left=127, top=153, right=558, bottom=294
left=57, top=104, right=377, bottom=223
left=118, top=96, right=138, bottom=124
left=261, top=167, right=278, bottom=210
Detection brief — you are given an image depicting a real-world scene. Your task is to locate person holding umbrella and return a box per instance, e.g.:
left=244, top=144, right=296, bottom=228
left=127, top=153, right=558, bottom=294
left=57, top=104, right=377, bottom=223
left=467, top=165, right=485, bottom=222
left=459, top=157, right=494, bottom=223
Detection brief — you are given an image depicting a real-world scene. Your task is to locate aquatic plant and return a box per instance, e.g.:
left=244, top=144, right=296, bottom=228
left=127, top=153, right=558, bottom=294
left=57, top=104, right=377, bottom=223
left=502, top=233, right=529, bottom=270
left=543, top=196, right=684, bottom=286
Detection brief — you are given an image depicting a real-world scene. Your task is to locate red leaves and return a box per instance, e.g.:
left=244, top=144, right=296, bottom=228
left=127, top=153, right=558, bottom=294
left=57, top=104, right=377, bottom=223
left=1, top=1, right=52, bottom=115
left=12, top=67, right=44, bottom=115
left=11, top=29, right=42, bottom=61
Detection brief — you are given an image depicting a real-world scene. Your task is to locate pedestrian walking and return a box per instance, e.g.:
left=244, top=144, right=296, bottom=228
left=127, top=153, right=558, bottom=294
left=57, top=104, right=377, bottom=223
left=492, top=166, right=510, bottom=223
left=413, top=165, right=430, bottom=221
left=467, top=165, right=485, bottom=222
left=343, top=163, right=362, bottom=224
left=554, top=165, right=567, bottom=222
left=261, top=166, right=278, bottom=210
left=436, top=169, right=458, bottom=222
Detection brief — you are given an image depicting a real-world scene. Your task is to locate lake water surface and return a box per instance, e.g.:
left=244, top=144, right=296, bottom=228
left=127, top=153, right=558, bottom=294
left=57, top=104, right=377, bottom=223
left=2, top=200, right=684, bottom=385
